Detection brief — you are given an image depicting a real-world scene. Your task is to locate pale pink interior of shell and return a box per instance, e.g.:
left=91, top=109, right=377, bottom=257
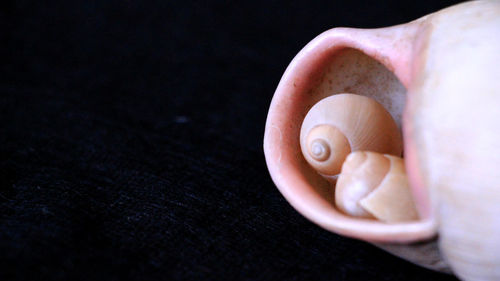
left=307, top=48, right=406, bottom=129
left=299, top=48, right=408, bottom=211
left=264, top=44, right=436, bottom=243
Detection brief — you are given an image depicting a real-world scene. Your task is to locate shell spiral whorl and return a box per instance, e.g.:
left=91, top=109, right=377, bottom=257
left=305, top=124, right=351, bottom=175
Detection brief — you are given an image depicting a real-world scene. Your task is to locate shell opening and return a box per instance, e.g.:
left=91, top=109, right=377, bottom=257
left=265, top=44, right=436, bottom=244
left=264, top=31, right=441, bottom=271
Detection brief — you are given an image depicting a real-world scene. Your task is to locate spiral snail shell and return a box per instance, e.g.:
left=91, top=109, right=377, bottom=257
left=336, top=151, right=418, bottom=223
left=300, top=93, right=402, bottom=176
left=264, top=1, right=500, bottom=280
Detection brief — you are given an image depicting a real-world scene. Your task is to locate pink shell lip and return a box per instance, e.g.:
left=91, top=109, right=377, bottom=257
left=263, top=24, right=436, bottom=243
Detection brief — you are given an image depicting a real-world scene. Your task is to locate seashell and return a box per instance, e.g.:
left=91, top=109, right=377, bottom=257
left=300, top=93, right=402, bottom=176
left=263, top=1, right=500, bottom=280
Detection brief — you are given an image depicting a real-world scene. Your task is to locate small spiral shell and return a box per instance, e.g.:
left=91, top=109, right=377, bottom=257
left=300, top=93, right=402, bottom=176
left=335, top=151, right=418, bottom=223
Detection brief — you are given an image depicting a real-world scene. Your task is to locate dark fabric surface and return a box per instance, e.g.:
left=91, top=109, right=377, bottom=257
left=1, top=1, right=462, bottom=280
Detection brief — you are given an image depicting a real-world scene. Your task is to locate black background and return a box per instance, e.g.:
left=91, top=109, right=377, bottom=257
left=1, top=1, right=462, bottom=280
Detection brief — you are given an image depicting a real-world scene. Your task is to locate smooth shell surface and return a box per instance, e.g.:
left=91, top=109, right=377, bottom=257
left=336, top=151, right=418, bottom=223
left=403, top=1, right=500, bottom=280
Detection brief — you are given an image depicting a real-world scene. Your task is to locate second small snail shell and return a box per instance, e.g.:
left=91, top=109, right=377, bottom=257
left=300, top=93, right=402, bottom=176
left=336, top=151, right=418, bottom=223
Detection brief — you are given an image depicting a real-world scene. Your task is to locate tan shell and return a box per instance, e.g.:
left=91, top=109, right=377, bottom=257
left=300, top=93, right=402, bottom=176
left=335, top=151, right=418, bottom=223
